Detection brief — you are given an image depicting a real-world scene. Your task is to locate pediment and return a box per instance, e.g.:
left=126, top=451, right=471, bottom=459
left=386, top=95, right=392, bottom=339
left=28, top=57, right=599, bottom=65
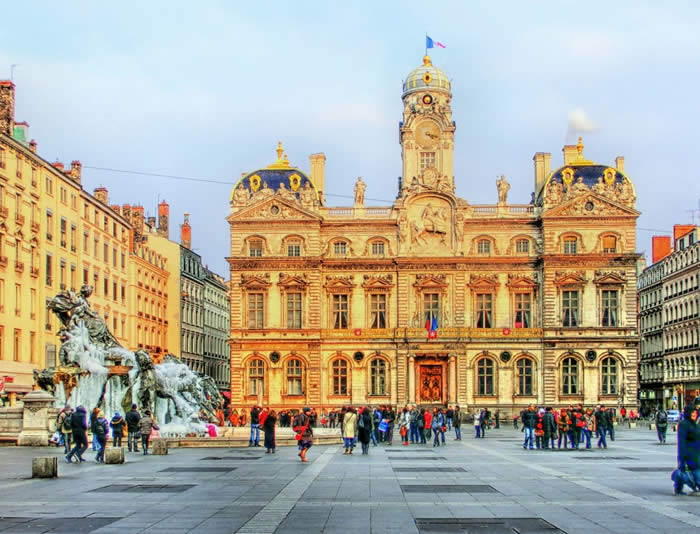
left=594, top=270, right=626, bottom=285
left=553, top=271, right=587, bottom=286
left=229, top=196, right=321, bottom=221
left=506, top=274, right=538, bottom=289
left=279, top=273, right=310, bottom=289
left=240, top=273, right=271, bottom=289
left=543, top=193, right=639, bottom=218
left=468, top=274, right=499, bottom=289
left=324, top=275, right=355, bottom=290
left=414, top=274, right=448, bottom=289
left=362, top=274, right=394, bottom=291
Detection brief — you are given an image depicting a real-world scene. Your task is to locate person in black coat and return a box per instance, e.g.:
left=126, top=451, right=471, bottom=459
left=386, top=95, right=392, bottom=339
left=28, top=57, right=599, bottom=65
left=357, top=406, right=373, bottom=454
left=262, top=410, right=277, bottom=453
left=110, top=412, right=126, bottom=447
left=126, top=404, right=141, bottom=452
left=93, top=410, right=109, bottom=463
left=542, top=407, right=557, bottom=449
left=674, top=405, right=699, bottom=494
left=66, top=405, right=88, bottom=463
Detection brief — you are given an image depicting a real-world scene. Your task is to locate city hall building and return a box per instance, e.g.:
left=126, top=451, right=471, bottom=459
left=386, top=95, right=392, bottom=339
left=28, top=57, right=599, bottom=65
left=226, top=56, right=640, bottom=413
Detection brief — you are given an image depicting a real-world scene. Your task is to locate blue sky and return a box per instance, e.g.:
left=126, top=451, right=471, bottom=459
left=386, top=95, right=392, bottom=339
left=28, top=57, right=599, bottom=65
left=2, top=1, right=699, bottom=275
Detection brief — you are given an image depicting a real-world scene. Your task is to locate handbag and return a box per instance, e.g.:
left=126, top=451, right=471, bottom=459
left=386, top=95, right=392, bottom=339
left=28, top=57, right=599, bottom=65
left=49, top=431, right=61, bottom=444
left=399, top=426, right=407, bottom=438
left=295, top=417, right=309, bottom=441
left=378, top=420, right=389, bottom=433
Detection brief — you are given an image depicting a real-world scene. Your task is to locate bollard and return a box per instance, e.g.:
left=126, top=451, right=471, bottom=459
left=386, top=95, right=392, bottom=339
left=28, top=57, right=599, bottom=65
left=32, top=457, right=58, bottom=478
left=104, top=447, right=126, bottom=464
left=151, top=438, right=168, bottom=455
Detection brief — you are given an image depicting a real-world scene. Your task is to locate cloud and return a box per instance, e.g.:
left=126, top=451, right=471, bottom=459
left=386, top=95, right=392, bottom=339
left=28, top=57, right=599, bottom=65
left=566, top=108, right=598, bottom=142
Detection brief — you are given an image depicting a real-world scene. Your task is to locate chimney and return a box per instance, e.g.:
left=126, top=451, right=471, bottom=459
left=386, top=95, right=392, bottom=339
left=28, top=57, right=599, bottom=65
left=0, top=80, right=15, bottom=137
left=52, top=161, right=65, bottom=171
left=110, top=204, right=120, bottom=214
left=533, top=152, right=552, bottom=198
left=309, top=153, right=326, bottom=205
left=68, top=160, right=82, bottom=184
left=157, top=200, right=170, bottom=238
left=651, top=236, right=672, bottom=264
left=29, top=139, right=37, bottom=153
left=122, top=204, right=132, bottom=222
left=132, top=206, right=145, bottom=243
left=94, top=187, right=108, bottom=205
left=146, top=216, right=156, bottom=231
left=562, top=144, right=578, bottom=165
left=180, top=212, right=192, bottom=249
left=615, top=156, right=625, bottom=173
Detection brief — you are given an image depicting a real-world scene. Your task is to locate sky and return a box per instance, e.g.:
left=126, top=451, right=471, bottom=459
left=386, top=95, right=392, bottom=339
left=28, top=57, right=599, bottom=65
left=2, top=1, right=699, bottom=276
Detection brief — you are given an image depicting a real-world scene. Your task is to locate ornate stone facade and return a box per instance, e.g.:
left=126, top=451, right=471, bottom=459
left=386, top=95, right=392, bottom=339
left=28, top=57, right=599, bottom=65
left=227, top=56, right=640, bottom=413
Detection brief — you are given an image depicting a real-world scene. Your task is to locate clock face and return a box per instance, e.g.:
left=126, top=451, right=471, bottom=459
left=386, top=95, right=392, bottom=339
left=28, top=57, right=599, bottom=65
left=415, top=121, right=440, bottom=147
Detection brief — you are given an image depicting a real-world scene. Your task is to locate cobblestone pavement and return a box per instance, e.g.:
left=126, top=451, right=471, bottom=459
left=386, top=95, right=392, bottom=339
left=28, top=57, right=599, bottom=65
left=1, top=425, right=698, bottom=533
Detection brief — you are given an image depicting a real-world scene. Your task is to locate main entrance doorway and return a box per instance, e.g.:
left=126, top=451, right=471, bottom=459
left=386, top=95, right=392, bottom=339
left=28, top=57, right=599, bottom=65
left=419, top=364, right=444, bottom=403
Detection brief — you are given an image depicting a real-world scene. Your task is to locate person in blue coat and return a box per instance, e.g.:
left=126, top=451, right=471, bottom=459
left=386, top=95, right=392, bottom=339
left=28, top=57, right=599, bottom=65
left=674, top=405, right=699, bottom=495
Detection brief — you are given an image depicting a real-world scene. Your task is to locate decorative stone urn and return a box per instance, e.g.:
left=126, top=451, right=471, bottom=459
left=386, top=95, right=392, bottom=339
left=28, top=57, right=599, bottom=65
left=17, top=390, right=56, bottom=446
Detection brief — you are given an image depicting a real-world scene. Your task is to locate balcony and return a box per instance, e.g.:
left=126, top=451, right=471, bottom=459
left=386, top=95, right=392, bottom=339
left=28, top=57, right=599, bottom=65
left=46, top=233, right=53, bottom=242
left=70, top=245, right=76, bottom=253
left=31, top=221, right=40, bottom=233
left=14, top=260, right=24, bottom=273
left=60, top=240, right=67, bottom=248
left=15, top=214, right=25, bottom=226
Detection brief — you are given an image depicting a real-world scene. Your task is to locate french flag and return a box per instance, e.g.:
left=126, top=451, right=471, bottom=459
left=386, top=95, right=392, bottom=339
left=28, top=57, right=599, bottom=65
left=426, top=36, right=446, bottom=49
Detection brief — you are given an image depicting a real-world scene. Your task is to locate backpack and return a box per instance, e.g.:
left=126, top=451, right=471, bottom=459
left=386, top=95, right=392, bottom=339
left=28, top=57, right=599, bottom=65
left=358, top=415, right=365, bottom=429
left=62, top=412, right=73, bottom=432
left=657, top=411, right=667, bottom=424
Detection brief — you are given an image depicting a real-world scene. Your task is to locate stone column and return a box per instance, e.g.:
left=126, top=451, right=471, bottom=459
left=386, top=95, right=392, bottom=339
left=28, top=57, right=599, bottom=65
left=18, top=390, right=56, bottom=446
left=448, top=354, right=457, bottom=404
left=408, top=354, right=416, bottom=404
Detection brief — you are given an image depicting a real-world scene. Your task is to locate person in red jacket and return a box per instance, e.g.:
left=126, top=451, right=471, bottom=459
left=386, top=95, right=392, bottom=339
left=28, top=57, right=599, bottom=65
left=424, top=409, right=433, bottom=444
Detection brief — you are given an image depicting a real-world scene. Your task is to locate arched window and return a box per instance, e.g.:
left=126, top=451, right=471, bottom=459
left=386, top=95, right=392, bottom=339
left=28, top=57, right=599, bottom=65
left=601, top=357, right=618, bottom=395
left=515, top=238, right=530, bottom=254
left=370, top=358, right=387, bottom=395
left=248, top=358, right=264, bottom=395
left=563, top=236, right=578, bottom=254
left=477, top=358, right=495, bottom=395
left=516, top=358, right=534, bottom=396
left=286, top=358, right=303, bottom=395
left=561, top=357, right=579, bottom=395
left=371, top=240, right=385, bottom=256
left=332, top=358, right=348, bottom=395
left=602, top=235, right=617, bottom=253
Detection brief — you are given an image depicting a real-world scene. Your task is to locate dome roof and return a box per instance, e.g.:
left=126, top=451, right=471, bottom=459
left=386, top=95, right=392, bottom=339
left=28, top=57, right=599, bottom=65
left=230, top=142, right=320, bottom=204
left=402, top=55, right=451, bottom=97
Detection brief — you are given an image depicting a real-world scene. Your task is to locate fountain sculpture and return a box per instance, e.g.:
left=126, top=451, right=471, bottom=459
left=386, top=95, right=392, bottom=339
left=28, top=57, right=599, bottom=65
left=33, top=285, right=222, bottom=434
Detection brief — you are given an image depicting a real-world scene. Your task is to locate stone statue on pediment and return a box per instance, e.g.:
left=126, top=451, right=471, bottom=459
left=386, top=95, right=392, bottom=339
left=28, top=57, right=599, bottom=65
left=544, top=179, right=563, bottom=206
left=354, top=177, right=366, bottom=206
left=300, top=181, right=317, bottom=209
left=497, top=174, right=510, bottom=204
left=233, top=183, right=250, bottom=206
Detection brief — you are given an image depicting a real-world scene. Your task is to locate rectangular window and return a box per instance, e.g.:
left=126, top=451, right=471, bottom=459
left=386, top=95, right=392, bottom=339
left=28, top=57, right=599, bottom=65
left=13, top=329, right=21, bottom=361
left=563, top=237, right=578, bottom=254
left=247, top=293, right=264, bottom=328
left=14, top=283, right=21, bottom=316
left=103, top=243, right=108, bottom=261
left=70, top=265, right=76, bottom=291
left=31, top=167, right=37, bottom=187
left=516, top=239, right=530, bottom=253
left=423, top=293, right=440, bottom=325
left=602, top=236, right=617, bottom=253
left=59, top=218, right=67, bottom=247
left=332, top=294, right=349, bottom=329
left=249, top=240, right=263, bottom=257
left=83, top=231, right=89, bottom=253
left=287, top=360, right=303, bottom=395
left=94, top=237, right=98, bottom=257
left=514, top=293, right=532, bottom=328
left=45, top=254, right=53, bottom=287
left=333, top=242, right=347, bottom=255
left=562, top=290, right=580, bottom=327
left=121, top=253, right=125, bottom=269
left=287, top=241, right=301, bottom=257
left=370, top=294, right=387, bottom=328
left=420, top=151, right=436, bottom=170
left=45, top=174, right=54, bottom=195
left=30, top=332, right=36, bottom=364
left=113, top=281, right=117, bottom=301
left=103, top=277, right=108, bottom=296
left=112, top=247, right=117, bottom=267
left=476, top=293, right=492, bottom=328
left=286, top=293, right=302, bottom=329
left=371, top=241, right=385, bottom=256
left=46, top=211, right=53, bottom=241
left=60, top=187, right=67, bottom=204
left=30, top=288, right=36, bottom=319
left=601, top=289, right=619, bottom=327
left=83, top=267, right=89, bottom=285
left=59, top=261, right=66, bottom=290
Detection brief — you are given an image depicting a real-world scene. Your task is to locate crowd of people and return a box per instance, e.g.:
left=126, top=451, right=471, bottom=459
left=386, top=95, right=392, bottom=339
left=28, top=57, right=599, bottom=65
left=54, top=403, right=161, bottom=463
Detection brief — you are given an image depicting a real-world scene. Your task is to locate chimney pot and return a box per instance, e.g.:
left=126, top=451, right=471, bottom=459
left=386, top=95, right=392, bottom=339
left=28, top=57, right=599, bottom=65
left=0, top=80, right=16, bottom=137
left=615, top=156, right=625, bottom=173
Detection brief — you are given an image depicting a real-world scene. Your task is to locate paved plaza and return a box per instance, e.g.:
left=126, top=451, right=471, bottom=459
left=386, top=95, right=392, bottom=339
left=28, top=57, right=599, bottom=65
left=1, top=425, right=699, bottom=534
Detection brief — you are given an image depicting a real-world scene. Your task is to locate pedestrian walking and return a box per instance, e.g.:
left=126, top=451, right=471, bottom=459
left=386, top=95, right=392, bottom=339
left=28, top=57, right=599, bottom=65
left=137, top=409, right=160, bottom=455
left=581, top=409, right=593, bottom=449
left=109, top=411, right=126, bottom=448
left=65, top=405, right=88, bottom=463
left=424, top=408, right=432, bottom=444
left=384, top=406, right=396, bottom=445
left=125, top=404, right=141, bottom=452
left=474, top=410, right=482, bottom=438
left=595, top=406, right=608, bottom=449
left=295, top=407, right=314, bottom=463
left=409, top=406, right=420, bottom=444
left=263, top=409, right=277, bottom=453
left=557, top=408, right=572, bottom=449
left=542, top=407, right=556, bottom=449
left=655, top=406, right=668, bottom=444
left=446, top=406, right=454, bottom=430
left=93, top=410, right=109, bottom=463
left=357, top=406, right=373, bottom=454
left=89, top=407, right=100, bottom=451
left=522, top=404, right=537, bottom=450
left=249, top=405, right=261, bottom=447
left=343, top=406, right=358, bottom=454
left=56, top=404, right=73, bottom=454
left=673, top=406, right=699, bottom=495
left=418, top=408, right=426, bottom=444
left=454, top=405, right=462, bottom=440
left=432, top=408, right=445, bottom=446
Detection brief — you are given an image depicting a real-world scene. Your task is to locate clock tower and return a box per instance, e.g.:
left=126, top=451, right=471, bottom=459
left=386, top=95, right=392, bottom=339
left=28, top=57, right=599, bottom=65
left=400, top=55, right=455, bottom=193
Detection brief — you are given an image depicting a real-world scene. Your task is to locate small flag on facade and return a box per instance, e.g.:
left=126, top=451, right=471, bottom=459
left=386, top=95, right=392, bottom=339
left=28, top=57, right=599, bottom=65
left=426, top=35, right=446, bottom=49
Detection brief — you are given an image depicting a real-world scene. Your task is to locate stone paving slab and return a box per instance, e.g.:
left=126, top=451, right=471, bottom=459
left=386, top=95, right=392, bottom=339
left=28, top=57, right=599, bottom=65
left=0, top=426, right=698, bottom=533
